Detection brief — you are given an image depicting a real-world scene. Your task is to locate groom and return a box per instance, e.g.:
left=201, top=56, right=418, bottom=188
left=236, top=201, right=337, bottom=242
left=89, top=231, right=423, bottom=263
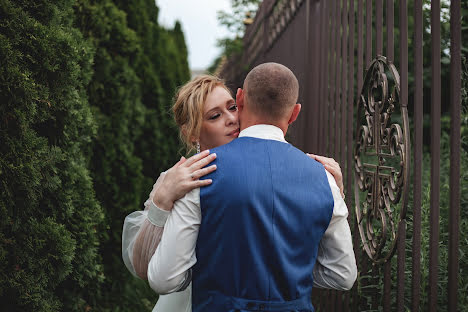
left=149, top=63, right=356, bottom=311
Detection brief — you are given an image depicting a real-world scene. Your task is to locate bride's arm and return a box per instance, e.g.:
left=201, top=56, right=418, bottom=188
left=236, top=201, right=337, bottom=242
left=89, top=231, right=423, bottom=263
left=306, top=154, right=356, bottom=289
left=122, top=151, right=217, bottom=280
left=307, top=153, right=344, bottom=198
left=129, top=174, right=168, bottom=280
left=312, top=171, right=357, bottom=290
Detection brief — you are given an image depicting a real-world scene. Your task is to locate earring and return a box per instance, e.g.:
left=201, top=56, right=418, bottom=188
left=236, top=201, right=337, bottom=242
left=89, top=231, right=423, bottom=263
left=196, top=142, right=201, bottom=154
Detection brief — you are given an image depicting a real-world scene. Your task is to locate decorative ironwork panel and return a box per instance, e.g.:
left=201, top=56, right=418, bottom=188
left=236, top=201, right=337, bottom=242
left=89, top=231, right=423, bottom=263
left=354, top=56, right=410, bottom=264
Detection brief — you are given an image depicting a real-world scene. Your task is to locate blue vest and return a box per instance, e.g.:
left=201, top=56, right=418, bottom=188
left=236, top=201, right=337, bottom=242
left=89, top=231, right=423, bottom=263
left=194, top=137, right=334, bottom=312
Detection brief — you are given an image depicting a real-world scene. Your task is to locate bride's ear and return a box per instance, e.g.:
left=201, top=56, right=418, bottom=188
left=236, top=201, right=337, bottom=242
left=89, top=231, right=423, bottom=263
left=190, top=134, right=199, bottom=145
left=181, top=125, right=188, bottom=138
left=181, top=125, right=195, bottom=142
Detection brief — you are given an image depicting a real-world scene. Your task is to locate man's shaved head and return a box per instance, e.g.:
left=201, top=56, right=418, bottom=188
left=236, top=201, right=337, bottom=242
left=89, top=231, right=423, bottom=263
left=243, top=63, right=299, bottom=121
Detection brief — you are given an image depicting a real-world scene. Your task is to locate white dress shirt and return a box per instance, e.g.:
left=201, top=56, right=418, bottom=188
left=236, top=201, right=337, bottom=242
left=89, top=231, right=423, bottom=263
left=146, top=124, right=357, bottom=297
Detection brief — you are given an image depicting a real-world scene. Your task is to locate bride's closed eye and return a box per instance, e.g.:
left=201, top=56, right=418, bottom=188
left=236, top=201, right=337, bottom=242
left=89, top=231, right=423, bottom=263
left=209, top=113, right=221, bottom=120
left=208, top=104, right=237, bottom=120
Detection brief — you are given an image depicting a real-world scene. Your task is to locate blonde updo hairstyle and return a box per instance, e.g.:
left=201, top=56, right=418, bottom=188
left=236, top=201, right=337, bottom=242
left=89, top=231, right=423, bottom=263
left=172, top=75, right=231, bottom=153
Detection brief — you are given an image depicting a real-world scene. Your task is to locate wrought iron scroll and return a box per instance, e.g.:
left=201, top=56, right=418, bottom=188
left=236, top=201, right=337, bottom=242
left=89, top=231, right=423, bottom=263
left=354, top=56, right=410, bottom=264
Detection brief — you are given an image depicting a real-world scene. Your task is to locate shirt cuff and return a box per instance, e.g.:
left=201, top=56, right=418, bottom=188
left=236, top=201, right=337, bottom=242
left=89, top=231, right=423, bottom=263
left=147, top=200, right=170, bottom=227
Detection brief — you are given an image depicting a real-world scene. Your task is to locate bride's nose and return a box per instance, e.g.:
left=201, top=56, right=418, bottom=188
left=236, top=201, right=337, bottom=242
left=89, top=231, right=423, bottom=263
left=226, top=111, right=237, bottom=126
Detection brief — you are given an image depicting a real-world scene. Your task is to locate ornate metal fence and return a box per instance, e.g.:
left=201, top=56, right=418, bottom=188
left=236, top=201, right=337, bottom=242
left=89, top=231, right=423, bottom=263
left=218, top=0, right=463, bottom=311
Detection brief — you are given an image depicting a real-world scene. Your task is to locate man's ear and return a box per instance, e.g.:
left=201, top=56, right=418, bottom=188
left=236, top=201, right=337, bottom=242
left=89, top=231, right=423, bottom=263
left=288, top=103, right=301, bottom=125
left=236, top=88, right=245, bottom=113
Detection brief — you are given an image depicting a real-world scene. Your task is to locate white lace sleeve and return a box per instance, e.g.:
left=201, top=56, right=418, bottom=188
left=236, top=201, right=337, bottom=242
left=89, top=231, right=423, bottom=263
left=122, top=172, right=169, bottom=279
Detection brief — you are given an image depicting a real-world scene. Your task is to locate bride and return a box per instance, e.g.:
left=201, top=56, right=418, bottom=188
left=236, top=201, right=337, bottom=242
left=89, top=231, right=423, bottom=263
left=122, top=75, right=345, bottom=311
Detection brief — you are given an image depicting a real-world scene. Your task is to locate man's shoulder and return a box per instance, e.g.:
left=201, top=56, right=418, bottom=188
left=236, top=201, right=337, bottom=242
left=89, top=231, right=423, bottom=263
left=210, top=137, right=243, bottom=153
left=210, top=138, right=323, bottom=170
left=210, top=137, right=269, bottom=154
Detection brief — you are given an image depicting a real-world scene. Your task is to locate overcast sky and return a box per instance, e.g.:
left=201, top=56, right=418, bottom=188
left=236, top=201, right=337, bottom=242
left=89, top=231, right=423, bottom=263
left=157, top=0, right=233, bottom=70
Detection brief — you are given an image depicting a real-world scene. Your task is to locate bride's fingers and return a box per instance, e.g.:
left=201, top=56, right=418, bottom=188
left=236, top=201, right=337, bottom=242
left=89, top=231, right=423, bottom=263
left=192, top=178, right=213, bottom=188
left=183, top=149, right=210, bottom=167
left=318, top=156, right=340, bottom=169
left=325, top=164, right=344, bottom=191
left=324, top=164, right=343, bottom=180
left=306, top=153, right=317, bottom=160
left=327, top=162, right=340, bottom=172
left=307, top=153, right=332, bottom=165
left=332, top=164, right=343, bottom=178
left=189, top=152, right=217, bottom=170
left=174, top=156, right=187, bottom=167
left=310, top=154, right=345, bottom=196
left=190, top=165, right=217, bottom=180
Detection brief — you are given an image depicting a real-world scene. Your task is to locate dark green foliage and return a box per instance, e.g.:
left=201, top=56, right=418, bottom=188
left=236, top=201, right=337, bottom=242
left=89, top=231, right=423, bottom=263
left=73, top=1, right=148, bottom=310
left=1, top=0, right=190, bottom=310
left=113, top=0, right=190, bottom=187
left=73, top=0, right=189, bottom=310
left=0, top=0, right=104, bottom=311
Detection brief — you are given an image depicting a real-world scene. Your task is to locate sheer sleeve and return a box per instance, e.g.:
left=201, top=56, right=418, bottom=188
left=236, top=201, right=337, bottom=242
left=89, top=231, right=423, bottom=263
left=122, top=172, right=169, bottom=279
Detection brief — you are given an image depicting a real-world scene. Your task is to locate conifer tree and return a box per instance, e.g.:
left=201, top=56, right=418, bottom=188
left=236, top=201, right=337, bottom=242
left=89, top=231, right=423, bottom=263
left=74, top=0, right=189, bottom=310
left=1, top=0, right=191, bottom=310
left=172, top=21, right=191, bottom=84
left=0, top=1, right=104, bottom=311
left=73, top=1, right=157, bottom=310
left=114, top=0, right=191, bottom=188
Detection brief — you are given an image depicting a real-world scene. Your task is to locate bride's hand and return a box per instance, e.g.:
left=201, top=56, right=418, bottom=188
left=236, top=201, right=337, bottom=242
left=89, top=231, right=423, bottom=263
left=307, top=153, right=345, bottom=199
left=153, top=150, right=217, bottom=211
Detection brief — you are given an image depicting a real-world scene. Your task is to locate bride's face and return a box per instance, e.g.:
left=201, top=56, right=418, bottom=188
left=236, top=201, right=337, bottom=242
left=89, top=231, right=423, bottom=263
left=199, top=86, right=240, bottom=151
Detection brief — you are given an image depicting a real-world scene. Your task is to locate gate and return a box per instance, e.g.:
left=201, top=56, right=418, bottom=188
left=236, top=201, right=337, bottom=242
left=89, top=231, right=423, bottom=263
left=217, top=0, right=463, bottom=311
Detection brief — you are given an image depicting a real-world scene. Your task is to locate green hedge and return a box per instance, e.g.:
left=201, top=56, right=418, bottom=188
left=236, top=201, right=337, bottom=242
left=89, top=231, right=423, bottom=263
left=0, top=0, right=190, bottom=310
left=0, top=1, right=103, bottom=311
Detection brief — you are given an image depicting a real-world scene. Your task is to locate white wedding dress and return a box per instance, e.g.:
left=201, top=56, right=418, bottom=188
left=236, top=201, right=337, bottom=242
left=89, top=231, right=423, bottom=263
left=123, top=209, right=193, bottom=312
left=122, top=174, right=193, bottom=312
left=151, top=284, right=191, bottom=312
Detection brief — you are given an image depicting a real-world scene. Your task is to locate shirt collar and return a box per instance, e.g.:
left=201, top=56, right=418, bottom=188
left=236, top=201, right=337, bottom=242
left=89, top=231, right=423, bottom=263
left=238, top=124, right=288, bottom=143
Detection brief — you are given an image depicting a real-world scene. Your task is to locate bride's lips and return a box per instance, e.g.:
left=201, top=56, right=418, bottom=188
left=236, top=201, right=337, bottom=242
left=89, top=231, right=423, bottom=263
left=227, top=128, right=240, bottom=137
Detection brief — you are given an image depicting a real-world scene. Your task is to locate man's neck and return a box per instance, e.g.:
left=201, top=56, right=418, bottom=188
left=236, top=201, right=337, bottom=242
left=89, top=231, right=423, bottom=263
left=240, top=118, right=289, bottom=136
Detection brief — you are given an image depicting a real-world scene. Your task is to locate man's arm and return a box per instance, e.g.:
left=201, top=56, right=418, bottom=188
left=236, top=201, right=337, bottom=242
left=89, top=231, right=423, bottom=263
left=313, top=170, right=357, bottom=290
left=147, top=188, right=201, bottom=294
